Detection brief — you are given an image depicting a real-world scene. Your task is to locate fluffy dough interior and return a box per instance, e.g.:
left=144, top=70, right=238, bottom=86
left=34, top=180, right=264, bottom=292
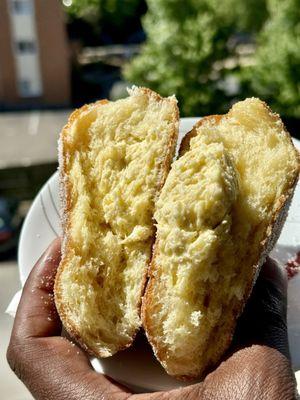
left=57, top=89, right=178, bottom=356
left=144, top=98, right=299, bottom=378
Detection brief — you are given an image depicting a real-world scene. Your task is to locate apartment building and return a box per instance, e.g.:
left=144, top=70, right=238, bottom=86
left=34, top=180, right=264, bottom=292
left=0, top=0, right=70, bottom=109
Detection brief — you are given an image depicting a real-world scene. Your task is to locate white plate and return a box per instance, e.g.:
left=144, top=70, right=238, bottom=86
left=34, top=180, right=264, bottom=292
left=18, top=117, right=300, bottom=393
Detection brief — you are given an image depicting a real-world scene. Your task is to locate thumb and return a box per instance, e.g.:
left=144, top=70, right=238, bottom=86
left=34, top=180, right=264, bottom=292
left=7, top=239, right=132, bottom=400
left=231, top=257, right=289, bottom=358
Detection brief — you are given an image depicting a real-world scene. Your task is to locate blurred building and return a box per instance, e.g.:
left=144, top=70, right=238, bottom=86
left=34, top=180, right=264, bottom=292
left=0, top=0, right=70, bottom=110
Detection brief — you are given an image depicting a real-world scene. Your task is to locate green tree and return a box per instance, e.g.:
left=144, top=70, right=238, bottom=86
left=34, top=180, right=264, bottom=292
left=65, top=0, right=99, bottom=23
left=124, top=0, right=268, bottom=116
left=65, top=0, right=145, bottom=36
left=124, top=0, right=229, bottom=115
left=210, top=0, right=268, bottom=33
left=247, top=0, right=300, bottom=118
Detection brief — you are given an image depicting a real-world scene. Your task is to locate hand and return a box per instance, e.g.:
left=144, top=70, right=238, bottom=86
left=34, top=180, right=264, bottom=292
left=7, top=239, right=297, bottom=400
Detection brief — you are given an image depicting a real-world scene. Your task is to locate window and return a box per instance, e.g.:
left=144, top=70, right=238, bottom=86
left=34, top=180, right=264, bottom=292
left=16, top=40, right=36, bottom=53
left=18, top=78, right=41, bottom=97
left=12, top=0, right=32, bottom=14
left=18, top=79, right=31, bottom=96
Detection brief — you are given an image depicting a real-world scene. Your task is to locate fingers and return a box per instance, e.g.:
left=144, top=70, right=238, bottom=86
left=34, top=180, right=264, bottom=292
left=132, top=257, right=293, bottom=400
left=259, top=255, right=287, bottom=297
left=132, top=256, right=295, bottom=400
left=7, top=239, right=133, bottom=400
left=138, top=346, right=296, bottom=400
left=200, top=345, right=296, bottom=400
left=12, top=238, right=62, bottom=339
left=231, top=257, right=290, bottom=358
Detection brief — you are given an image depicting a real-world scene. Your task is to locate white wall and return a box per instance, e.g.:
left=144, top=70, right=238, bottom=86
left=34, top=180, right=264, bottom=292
left=13, top=13, right=36, bottom=40
left=7, top=0, right=43, bottom=98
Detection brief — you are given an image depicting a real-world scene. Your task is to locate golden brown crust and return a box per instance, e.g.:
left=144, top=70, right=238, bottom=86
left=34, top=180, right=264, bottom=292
left=142, top=104, right=300, bottom=380
left=54, top=88, right=179, bottom=358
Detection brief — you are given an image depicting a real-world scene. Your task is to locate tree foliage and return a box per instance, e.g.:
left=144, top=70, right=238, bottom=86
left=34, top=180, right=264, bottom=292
left=246, top=0, right=300, bottom=118
left=124, top=0, right=242, bottom=116
left=209, top=0, right=268, bottom=33
left=65, top=0, right=145, bottom=31
left=125, top=0, right=300, bottom=118
left=66, top=0, right=300, bottom=118
left=65, top=0, right=146, bottom=44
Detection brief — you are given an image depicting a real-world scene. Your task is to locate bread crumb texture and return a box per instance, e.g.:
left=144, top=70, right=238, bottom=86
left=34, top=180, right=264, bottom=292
left=144, top=98, right=299, bottom=378
left=56, top=88, right=178, bottom=356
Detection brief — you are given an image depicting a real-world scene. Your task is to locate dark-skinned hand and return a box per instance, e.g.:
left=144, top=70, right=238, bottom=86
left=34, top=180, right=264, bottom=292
left=7, top=239, right=297, bottom=399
